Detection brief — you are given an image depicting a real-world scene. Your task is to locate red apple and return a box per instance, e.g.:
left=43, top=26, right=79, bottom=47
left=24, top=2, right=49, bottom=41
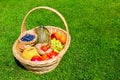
left=51, top=32, right=60, bottom=39
left=31, top=55, right=42, bottom=61
left=46, top=53, right=52, bottom=59
left=49, top=51, right=58, bottom=58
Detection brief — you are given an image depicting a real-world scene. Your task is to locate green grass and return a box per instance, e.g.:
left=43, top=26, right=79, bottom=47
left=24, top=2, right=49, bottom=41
left=0, top=0, right=120, bottom=80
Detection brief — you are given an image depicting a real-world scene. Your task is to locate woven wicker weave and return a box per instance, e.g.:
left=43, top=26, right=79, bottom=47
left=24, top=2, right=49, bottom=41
left=13, top=6, right=70, bottom=74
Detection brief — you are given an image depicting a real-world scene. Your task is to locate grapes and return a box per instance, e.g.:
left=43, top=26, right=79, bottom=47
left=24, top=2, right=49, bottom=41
left=51, top=38, right=64, bottom=53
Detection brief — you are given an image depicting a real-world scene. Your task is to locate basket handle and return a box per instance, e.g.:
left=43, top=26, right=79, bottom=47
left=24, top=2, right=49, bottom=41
left=21, top=6, right=69, bottom=34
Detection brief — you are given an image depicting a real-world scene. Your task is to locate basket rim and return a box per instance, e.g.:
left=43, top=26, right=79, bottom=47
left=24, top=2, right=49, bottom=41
left=13, top=26, right=71, bottom=66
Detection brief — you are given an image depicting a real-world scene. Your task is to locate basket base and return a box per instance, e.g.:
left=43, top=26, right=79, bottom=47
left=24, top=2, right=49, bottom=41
left=21, top=58, right=61, bottom=74
left=28, top=62, right=59, bottom=74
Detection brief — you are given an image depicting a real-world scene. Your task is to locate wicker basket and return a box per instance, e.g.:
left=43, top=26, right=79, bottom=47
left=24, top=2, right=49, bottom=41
left=13, top=6, right=70, bottom=74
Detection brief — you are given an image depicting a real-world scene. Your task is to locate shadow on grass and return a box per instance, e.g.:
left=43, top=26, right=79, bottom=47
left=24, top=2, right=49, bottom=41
left=14, top=57, right=26, bottom=70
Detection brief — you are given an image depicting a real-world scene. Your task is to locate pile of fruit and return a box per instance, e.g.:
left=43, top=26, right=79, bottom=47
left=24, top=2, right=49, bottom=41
left=20, top=27, right=66, bottom=62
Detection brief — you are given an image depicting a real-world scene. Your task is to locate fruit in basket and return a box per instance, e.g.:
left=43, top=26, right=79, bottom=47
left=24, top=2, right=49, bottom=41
left=46, top=53, right=52, bottom=59
left=47, top=51, right=58, bottom=59
left=49, top=51, right=58, bottom=58
left=51, top=32, right=66, bottom=44
left=41, top=43, right=50, bottom=52
left=51, top=32, right=60, bottom=40
left=51, top=38, right=63, bottom=53
left=41, top=51, right=58, bottom=61
left=21, top=47, right=40, bottom=60
left=34, top=26, right=50, bottom=44
left=41, top=54, right=48, bottom=60
left=35, top=43, right=52, bottom=55
left=51, top=51, right=58, bottom=57
left=21, top=34, right=35, bottom=42
left=59, top=35, right=66, bottom=44
left=31, top=55, right=42, bottom=61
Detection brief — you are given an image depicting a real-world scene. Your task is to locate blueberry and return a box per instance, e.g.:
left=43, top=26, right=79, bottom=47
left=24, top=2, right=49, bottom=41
left=21, top=34, right=35, bottom=42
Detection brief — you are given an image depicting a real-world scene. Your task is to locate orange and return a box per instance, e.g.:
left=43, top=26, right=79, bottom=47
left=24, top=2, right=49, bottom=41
left=59, top=35, right=66, bottom=44
left=41, top=54, right=48, bottom=60
left=55, top=32, right=60, bottom=39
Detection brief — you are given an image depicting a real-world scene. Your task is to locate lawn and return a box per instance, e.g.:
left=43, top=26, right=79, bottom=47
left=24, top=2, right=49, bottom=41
left=0, top=0, right=120, bottom=80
